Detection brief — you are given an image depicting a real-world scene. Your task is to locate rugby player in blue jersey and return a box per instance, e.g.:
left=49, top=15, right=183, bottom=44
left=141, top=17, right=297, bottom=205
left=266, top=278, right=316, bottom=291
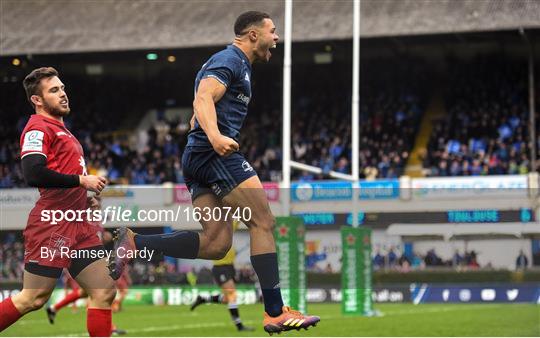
left=109, top=11, right=320, bottom=334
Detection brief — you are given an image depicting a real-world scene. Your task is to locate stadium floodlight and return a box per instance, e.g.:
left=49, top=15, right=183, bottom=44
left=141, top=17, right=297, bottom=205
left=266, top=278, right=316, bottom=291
left=146, top=53, right=158, bottom=61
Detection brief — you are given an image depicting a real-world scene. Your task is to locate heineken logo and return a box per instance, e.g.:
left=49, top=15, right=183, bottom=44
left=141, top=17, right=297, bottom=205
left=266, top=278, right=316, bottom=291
left=278, top=224, right=289, bottom=238
left=275, top=218, right=306, bottom=313
left=341, top=228, right=373, bottom=315
left=363, top=235, right=370, bottom=245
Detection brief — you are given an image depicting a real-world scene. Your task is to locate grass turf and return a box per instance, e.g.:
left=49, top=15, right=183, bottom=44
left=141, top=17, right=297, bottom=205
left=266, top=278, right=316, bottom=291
left=3, top=303, right=539, bottom=337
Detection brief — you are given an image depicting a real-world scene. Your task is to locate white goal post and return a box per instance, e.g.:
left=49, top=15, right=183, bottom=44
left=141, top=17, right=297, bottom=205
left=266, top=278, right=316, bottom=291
left=281, top=0, right=361, bottom=226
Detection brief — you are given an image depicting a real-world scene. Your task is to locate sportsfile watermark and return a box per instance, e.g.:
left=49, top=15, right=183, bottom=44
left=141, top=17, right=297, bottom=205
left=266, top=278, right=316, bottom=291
left=40, top=206, right=252, bottom=225
left=40, top=246, right=155, bottom=262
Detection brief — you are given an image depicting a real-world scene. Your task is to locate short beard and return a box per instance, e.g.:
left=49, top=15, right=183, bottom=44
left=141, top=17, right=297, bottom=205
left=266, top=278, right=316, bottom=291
left=43, top=100, right=70, bottom=116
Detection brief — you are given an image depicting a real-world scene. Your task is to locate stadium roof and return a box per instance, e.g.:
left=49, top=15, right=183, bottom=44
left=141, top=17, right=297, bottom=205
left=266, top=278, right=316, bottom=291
left=1, top=0, right=540, bottom=56
left=361, top=0, right=540, bottom=37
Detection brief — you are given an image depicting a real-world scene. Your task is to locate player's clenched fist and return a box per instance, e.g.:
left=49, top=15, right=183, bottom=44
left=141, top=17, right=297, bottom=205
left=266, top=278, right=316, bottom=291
left=79, top=175, right=107, bottom=193
left=210, top=134, right=239, bottom=156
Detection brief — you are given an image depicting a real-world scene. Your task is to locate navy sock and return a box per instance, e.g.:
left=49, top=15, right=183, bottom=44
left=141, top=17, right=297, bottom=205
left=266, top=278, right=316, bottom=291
left=228, top=305, right=243, bottom=328
left=210, top=294, right=222, bottom=303
left=134, top=231, right=199, bottom=259
left=251, top=253, right=284, bottom=317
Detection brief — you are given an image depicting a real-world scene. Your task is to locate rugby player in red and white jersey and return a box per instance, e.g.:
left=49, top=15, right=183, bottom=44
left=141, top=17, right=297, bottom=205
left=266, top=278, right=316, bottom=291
left=0, top=67, right=115, bottom=337
left=45, top=196, right=127, bottom=335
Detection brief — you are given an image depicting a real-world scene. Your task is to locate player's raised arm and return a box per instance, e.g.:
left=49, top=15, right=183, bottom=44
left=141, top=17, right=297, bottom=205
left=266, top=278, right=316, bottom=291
left=193, top=77, right=239, bottom=156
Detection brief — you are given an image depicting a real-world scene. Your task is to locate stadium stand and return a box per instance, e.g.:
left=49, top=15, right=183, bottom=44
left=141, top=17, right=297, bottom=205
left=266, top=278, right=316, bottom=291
left=3, top=49, right=539, bottom=185
left=0, top=233, right=24, bottom=282
left=423, top=55, right=540, bottom=176
left=1, top=4, right=540, bottom=338
left=285, top=57, right=426, bottom=180
left=1, top=53, right=427, bottom=185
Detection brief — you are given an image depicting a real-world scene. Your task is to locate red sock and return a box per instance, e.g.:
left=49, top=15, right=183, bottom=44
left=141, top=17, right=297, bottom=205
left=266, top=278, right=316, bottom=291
left=87, top=308, right=112, bottom=337
left=0, top=297, right=22, bottom=332
left=53, top=290, right=82, bottom=312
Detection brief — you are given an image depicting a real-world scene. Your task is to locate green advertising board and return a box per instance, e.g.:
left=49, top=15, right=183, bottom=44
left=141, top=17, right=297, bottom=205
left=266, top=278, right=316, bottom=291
left=274, top=216, right=306, bottom=313
left=341, top=226, right=373, bottom=315
left=49, top=285, right=258, bottom=307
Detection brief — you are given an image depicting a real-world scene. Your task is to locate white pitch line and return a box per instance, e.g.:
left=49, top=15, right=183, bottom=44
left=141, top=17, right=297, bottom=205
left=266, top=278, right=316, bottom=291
left=378, top=304, right=506, bottom=316
left=34, top=304, right=524, bottom=336
left=63, top=320, right=257, bottom=336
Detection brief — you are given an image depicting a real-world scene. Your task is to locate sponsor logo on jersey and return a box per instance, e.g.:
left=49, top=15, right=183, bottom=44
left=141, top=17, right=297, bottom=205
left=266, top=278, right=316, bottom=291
left=49, top=233, right=71, bottom=250
left=242, top=161, right=253, bottom=172
left=237, top=93, right=250, bottom=105
left=22, top=130, right=44, bottom=152
left=211, top=183, right=222, bottom=196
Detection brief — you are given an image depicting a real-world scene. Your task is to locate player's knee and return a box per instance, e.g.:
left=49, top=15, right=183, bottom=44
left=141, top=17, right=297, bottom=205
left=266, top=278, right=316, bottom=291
left=31, top=296, right=49, bottom=310
left=88, top=288, right=117, bottom=305
left=267, top=214, right=276, bottom=231
left=20, top=291, right=51, bottom=312
left=250, top=212, right=275, bottom=232
left=201, top=230, right=232, bottom=259
left=109, top=288, right=117, bottom=304
left=103, top=288, right=117, bottom=304
left=211, top=241, right=232, bottom=260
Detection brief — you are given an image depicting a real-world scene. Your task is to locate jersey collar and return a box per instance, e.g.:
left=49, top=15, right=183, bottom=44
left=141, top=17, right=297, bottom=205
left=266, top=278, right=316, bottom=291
left=32, top=113, right=66, bottom=128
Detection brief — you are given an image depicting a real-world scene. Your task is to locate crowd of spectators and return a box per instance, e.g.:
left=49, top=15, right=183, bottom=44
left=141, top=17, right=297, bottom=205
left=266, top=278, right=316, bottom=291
left=0, top=77, right=28, bottom=188
left=3, top=54, right=538, bottom=188
left=372, top=247, right=483, bottom=272
left=82, top=115, right=190, bottom=185
left=0, top=74, right=149, bottom=188
left=0, top=233, right=24, bottom=282
left=1, top=57, right=426, bottom=187
left=423, top=55, right=539, bottom=176
left=287, top=59, right=425, bottom=181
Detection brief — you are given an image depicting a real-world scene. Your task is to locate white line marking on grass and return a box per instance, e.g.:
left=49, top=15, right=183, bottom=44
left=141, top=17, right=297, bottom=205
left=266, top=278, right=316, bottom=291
left=56, top=304, right=525, bottom=336
left=14, top=320, right=38, bottom=325
left=319, top=304, right=506, bottom=320
left=63, top=320, right=258, bottom=336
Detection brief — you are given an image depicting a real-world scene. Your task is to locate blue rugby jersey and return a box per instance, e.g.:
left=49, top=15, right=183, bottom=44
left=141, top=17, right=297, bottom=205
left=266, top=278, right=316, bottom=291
left=187, top=44, right=252, bottom=149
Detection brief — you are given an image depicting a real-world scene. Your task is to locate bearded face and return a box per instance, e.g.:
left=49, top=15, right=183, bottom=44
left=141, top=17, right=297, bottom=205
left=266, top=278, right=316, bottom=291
left=34, top=76, right=70, bottom=116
